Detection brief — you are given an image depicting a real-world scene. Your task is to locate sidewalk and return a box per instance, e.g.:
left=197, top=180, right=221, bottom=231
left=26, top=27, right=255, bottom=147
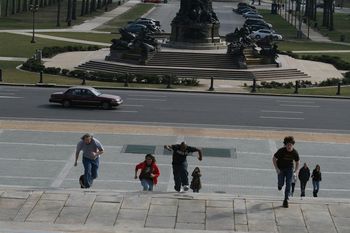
left=0, top=188, right=349, bottom=233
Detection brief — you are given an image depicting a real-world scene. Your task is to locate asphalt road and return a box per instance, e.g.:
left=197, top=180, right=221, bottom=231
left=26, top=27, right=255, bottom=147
left=1, top=86, right=350, bottom=133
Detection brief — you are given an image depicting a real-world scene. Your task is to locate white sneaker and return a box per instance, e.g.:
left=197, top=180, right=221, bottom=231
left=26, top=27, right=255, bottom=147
left=183, top=185, right=189, bottom=191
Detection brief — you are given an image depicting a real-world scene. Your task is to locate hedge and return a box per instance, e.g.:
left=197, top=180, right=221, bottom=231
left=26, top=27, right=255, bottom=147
left=41, top=45, right=100, bottom=58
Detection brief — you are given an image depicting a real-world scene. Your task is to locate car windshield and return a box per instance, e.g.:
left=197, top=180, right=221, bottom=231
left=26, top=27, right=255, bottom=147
left=90, top=88, right=101, bottom=96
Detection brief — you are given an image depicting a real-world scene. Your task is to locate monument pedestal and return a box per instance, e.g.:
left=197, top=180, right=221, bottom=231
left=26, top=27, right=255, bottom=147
left=167, top=22, right=225, bottom=49
left=170, top=23, right=220, bottom=43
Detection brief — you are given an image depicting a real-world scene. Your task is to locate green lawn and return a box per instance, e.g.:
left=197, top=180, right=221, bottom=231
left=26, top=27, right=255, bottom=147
left=38, top=32, right=119, bottom=43
left=0, top=61, right=78, bottom=84
left=295, top=52, right=350, bottom=63
left=0, top=32, right=99, bottom=58
left=0, top=0, right=122, bottom=29
left=311, top=12, right=350, bottom=43
left=96, top=3, right=154, bottom=32
left=277, top=41, right=350, bottom=51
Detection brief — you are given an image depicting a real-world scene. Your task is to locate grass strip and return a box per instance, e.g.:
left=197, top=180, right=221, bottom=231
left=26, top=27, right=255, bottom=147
left=0, top=32, right=96, bottom=58
left=0, top=0, right=122, bottom=29
left=277, top=40, right=350, bottom=51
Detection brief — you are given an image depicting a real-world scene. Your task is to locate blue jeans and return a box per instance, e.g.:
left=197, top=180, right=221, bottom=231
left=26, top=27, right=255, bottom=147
left=140, top=179, right=153, bottom=191
left=82, top=157, right=99, bottom=188
left=172, top=162, right=188, bottom=192
left=278, top=167, right=293, bottom=200
left=313, top=180, right=320, bottom=193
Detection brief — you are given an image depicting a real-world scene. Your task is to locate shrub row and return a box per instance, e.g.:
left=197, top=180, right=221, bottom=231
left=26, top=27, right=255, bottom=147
left=21, top=59, right=199, bottom=86
left=41, top=45, right=100, bottom=58
left=255, top=76, right=350, bottom=89
left=300, top=54, right=350, bottom=70
left=69, top=71, right=200, bottom=86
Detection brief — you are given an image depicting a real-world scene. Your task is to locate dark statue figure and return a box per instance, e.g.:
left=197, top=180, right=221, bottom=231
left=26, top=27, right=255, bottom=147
left=174, top=0, right=218, bottom=24
left=225, top=26, right=279, bottom=67
left=170, top=0, right=220, bottom=44
left=107, top=28, right=159, bottom=64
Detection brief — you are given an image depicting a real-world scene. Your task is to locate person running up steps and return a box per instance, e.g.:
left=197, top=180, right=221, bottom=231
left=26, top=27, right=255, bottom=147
left=272, top=136, right=300, bottom=208
left=164, top=142, right=202, bottom=192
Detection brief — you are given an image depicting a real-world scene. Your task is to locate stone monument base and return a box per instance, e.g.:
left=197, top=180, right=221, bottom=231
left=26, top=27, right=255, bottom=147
left=163, top=41, right=227, bottom=50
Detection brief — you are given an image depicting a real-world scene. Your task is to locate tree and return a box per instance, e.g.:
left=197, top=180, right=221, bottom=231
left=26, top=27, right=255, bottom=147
left=17, top=0, right=22, bottom=13
left=22, top=0, right=28, bottom=11
left=90, top=0, right=96, bottom=12
left=12, top=0, right=16, bottom=14
left=322, top=0, right=334, bottom=30
left=72, top=0, right=77, bottom=19
left=304, top=0, right=317, bottom=20
left=85, top=0, right=90, bottom=14
left=56, top=0, right=61, bottom=26
left=66, top=0, right=72, bottom=26
left=4, top=0, right=10, bottom=16
left=80, top=0, right=85, bottom=15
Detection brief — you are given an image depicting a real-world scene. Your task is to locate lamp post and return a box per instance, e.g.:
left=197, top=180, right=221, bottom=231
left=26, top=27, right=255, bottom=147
left=29, top=3, right=39, bottom=43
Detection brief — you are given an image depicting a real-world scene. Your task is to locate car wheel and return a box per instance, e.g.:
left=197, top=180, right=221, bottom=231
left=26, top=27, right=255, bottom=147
left=62, top=100, right=71, bottom=108
left=255, top=35, right=261, bottom=39
left=102, top=102, right=111, bottom=110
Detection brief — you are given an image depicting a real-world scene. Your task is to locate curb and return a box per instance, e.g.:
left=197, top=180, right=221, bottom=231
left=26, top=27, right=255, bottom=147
left=1, top=82, right=350, bottom=100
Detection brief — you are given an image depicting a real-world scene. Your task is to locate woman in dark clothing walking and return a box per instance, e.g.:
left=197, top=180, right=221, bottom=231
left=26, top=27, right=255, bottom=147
left=298, top=163, right=310, bottom=197
left=311, top=164, right=322, bottom=197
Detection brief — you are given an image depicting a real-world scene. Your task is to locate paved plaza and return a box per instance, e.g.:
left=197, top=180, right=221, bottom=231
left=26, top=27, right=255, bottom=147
left=1, top=121, right=350, bottom=198
left=1, top=118, right=350, bottom=233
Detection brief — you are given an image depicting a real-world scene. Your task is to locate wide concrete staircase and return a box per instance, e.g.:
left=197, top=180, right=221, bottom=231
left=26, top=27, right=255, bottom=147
left=77, top=59, right=310, bottom=81
left=0, top=187, right=349, bottom=233
left=146, top=51, right=239, bottom=69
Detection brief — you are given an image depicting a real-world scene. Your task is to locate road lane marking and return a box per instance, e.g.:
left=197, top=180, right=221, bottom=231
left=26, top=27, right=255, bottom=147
left=126, top=98, right=167, bottom=101
left=0, top=96, right=23, bottom=99
left=112, top=110, right=138, bottom=113
left=0, top=158, right=66, bottom=162
left=0, top=175, right=51, bottom=180
left=261, top=110, right=303, bottom=114
left=122, top=104, right=144, bottom=107
left=127, top=94, right=167, bottom=98
left=0, top=141, right=75, bottom=147
left=260, top=116, right=304, bottom=120
left=279, top=104, right=320, bottom=108
left=277, top=100, right=315, bottom=104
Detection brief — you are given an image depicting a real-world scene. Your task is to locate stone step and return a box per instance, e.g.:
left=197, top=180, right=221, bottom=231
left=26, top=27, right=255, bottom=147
left=0, top=221, right=265, bottom=233
left=147, top=52, right=238, bottom=69
left=77, top=60, right=254, bottom=79
left=1, top=187, right=349, bottom=233
left=77, top=60, right=309, bottom=81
